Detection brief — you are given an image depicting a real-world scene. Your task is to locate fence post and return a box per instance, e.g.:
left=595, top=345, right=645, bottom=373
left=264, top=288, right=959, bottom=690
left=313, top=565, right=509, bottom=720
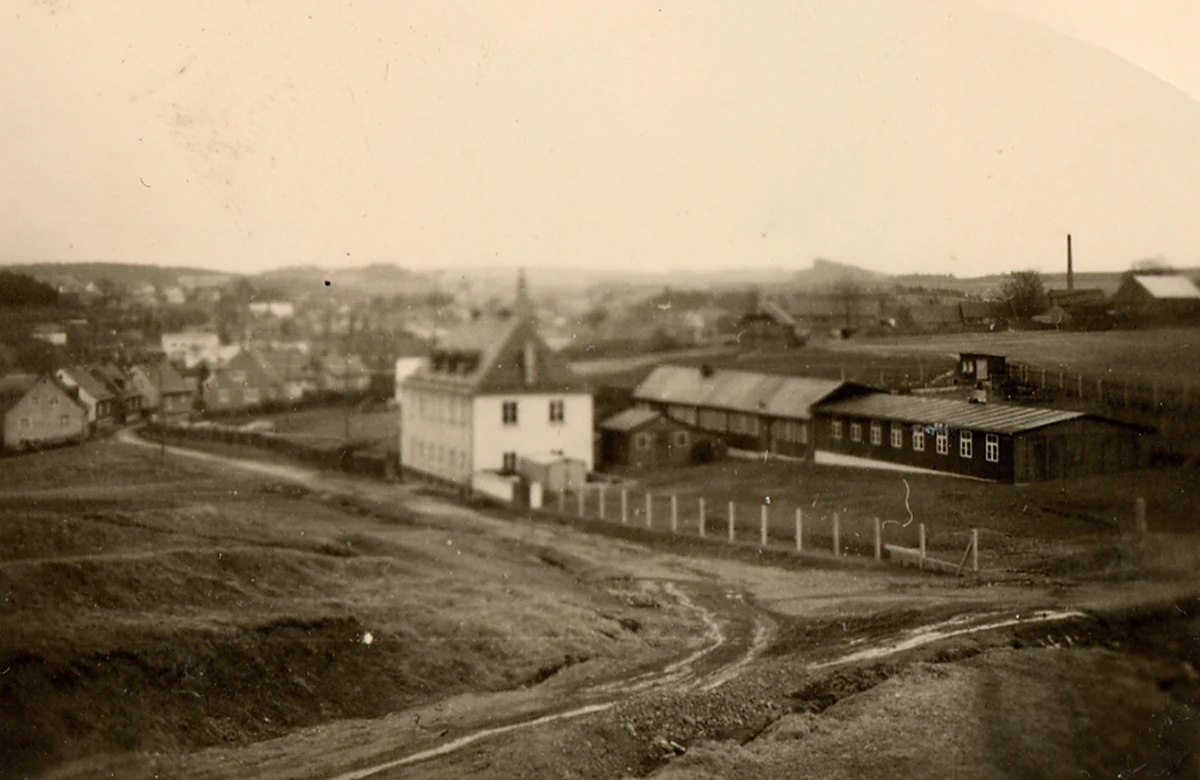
left=1042, top=367, right=1047, bottom=388
left=559, top=489, right=566, bottom=514
left=1096, top=378, right=1103, bottom=403
left=874, top=517, right=882, bottom=561
left=645, top=492, right=653, bottom=529
left=1135, top=497, right=1147, bottom=534
left=577, top=488, right=586, bottom=518
left=670, top=494, right=678, bottom=534
left=832, top=513, right=840, bottom=556
left=621, top=489, right=628, bottom=524
left=698, top=497, right=706, bottom=538
left=795, top=508, right=803, bottom=552
left=760, top=504, right=768, bottom=548
left=599, top=486, right=606, bottom=520
left=1077, top=374, right=1083, bottom=399
left=971, top=529, right=979, bottom=572
left=728, top=502, right=735, bottom=542
left=918, top=523, right=926, bottom=570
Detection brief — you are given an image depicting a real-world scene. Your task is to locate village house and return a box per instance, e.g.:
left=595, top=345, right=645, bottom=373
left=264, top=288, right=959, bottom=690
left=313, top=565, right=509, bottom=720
left=632, top=365, right=867, bottom=460
left=54, top=365, right=117, bottom=430
left=129, top=361, right=196, bottom=422
left=31, top=322, right=68, bottom=346
left=316, top=353, right=372, bottom=395
left=90, top=364, right=142, bottom=423
left=597, top=407, right=724, bottom=470
left=161, top=331, right=222, bottom=368
left=201, top=351, right=281, bottom=413
left=811, top=391, right=1150, bottom=483
left=259, top=349, right=319, bottom=401
left=1, top=374, right=89, bottom=452
left=399, top=274, right=593, bottom=486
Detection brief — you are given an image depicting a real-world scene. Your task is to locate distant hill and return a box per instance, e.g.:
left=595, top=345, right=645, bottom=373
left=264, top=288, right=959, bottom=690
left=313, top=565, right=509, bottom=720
left=254, top=264, right=441, bottom=300
left=9, top=263, right=216, bottom=290
left=792, top=258, right=889, bottom=291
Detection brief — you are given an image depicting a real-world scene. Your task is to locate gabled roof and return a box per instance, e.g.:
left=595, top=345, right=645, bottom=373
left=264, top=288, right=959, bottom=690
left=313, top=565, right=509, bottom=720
left=816, top=392, right=1090, bottom=434
left=633, top=365, right=851, bottom=421
left=599, top=407, right=662, bottom=432
left=406, top=314, right=585, bottom=394
left=1, top=375, right=86, bottom=417
left=143, top=360, right=196, bottom=395
left=1130, top=274, right=1200, bottom=300
left=59, top=366, right=115, bottom=402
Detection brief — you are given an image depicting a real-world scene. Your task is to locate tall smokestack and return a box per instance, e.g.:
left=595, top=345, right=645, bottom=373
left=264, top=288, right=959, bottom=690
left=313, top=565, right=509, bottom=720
left=1067, top=234, right=1074, bottom=291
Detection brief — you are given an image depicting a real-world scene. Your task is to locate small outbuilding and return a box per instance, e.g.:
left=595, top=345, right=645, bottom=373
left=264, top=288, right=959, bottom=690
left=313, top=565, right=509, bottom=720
left=516, top=451, right=588, bottom=493
left=812, top=391, right=1151, bottom=484
left=957, top=353, right=1008, bottom=386
left=598, top=408, right=724, bottom=470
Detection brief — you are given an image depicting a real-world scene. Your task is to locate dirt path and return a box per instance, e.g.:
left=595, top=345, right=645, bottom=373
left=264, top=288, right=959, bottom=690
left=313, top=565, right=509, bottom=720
left=106, top=430, right=1199, bottom=779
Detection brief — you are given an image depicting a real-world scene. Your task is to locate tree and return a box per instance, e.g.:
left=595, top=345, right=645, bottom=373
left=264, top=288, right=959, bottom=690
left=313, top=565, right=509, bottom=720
left=0, top=271, right=58, bottom=307
left=1001, top=270, right=1047, bottom=320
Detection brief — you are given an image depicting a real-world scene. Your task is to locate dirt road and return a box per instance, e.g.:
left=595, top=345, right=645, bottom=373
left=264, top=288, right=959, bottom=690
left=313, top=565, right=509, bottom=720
left=80, top=430, right=1200, bottom=779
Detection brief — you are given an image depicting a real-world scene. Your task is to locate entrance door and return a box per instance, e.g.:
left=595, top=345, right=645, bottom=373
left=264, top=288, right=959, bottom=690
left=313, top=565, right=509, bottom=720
left=976, top=359, right=989, bottom=381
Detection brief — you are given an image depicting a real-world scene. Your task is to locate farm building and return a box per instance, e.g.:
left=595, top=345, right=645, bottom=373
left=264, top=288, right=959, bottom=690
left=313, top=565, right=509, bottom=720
left=1110, top=274, right=1200, bottom=325
left=632, top=365, right=867, bottom=459
left=811, top=392, right=1151, bottom=484
left=597, top=407, right=725, bottom=470
left=1, top=374, right=89, bottom=452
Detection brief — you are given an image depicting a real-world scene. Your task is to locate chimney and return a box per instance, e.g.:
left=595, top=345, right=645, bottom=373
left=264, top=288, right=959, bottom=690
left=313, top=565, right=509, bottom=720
left=523, top=340, right=537, bottom=385
left=1067, top=234, right=1074, bottom=291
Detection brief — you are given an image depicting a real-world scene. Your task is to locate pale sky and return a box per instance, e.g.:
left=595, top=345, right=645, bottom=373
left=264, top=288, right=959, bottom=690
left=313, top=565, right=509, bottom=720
left=2, top=0, right=1199, bottom=278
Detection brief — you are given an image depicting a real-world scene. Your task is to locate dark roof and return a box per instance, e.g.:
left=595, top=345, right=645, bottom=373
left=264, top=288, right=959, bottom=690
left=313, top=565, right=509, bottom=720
left=1047, top=288, right=1107, bottom=306
left=60, top=366, right=115, bottom=402
left=815, top=392, right=1089, bottom=434
left=634, top=365, right=850, bottom=421
left=407, top=314, right=585, bottom=394
left=144, top=360, right=195, bottom=395
left=599, top=407, right=662, bottom=432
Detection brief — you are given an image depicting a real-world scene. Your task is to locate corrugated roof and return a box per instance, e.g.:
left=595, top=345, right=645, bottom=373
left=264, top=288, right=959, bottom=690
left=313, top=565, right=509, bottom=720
left=816, top=392, right=1086, bottom=434
left=599, top=407, right=661, bottom=432
left=633, top=365, right=847, bottom=421
left=1132, top=275, right=1200, bottom=300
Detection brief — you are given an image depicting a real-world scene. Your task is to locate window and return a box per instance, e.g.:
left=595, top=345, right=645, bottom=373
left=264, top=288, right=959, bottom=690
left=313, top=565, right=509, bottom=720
left=502, top=452, right=517, bottom=472
left=549, top=400, right=565, bottom=423
left=985, top=433, right=1000, bottom=463
left=636, top=432, right=652, bottom=451
left=60, top=415, right=70, bottom=428
left=936, top=430, right=949, bottom=455
left=502, top=401, right=519, bottom=425
left=674, top=431, right=689, bottom=447
left=699, top=409, right=727, bottom=432
left=669, top=405, right=697, bottom=425
left=912, top=427, right=925, bottom=452
left=50, top=397, right=59, bottom=407
left=244, top=388, right=261, bottom=404
left=850, top=422, right=862, bottom=443
left=730, top=413, right=758, bottom=435
left=218, top=389, right=231, bottom=404
left=960, top=431, right=973, bottom=459
left=19, top=418, right=30, bottom=430
left=870, top=421, right=882, bottom=446
left=890, top=423, right=903, bottom=449
left=229, top=370, right=247, bottom=384
left=831, top=419, right=843, bottom=440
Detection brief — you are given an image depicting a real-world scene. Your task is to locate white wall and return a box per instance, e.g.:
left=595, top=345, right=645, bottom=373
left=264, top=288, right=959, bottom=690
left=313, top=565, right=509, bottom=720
left=471, top=471, right=518, bottom=503
left=472, top=393, right=593, bottom=474
left=400, top=384, right=474, bottom=484
left=394, top=357, right=427, bottom=403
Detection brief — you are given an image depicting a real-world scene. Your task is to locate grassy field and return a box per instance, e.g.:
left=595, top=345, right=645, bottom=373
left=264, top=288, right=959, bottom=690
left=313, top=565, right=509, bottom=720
left=835, top=327, right=1200, bottom=388
left=218, top=405, right=399, bottom=454
left=612, top=458, right=1200, bottom=577
left=0, top=440, right=698, bottom=776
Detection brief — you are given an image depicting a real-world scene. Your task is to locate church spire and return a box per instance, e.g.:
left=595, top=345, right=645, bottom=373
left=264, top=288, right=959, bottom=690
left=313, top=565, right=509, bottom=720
left=514, top=268, right=533, bottom=319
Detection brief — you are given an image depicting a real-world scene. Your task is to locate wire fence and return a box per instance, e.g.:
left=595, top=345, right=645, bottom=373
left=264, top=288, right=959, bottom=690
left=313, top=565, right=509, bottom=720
left=1005, top=361, right=1199, bottom=416
left=531, top=482, right=982, bottom=575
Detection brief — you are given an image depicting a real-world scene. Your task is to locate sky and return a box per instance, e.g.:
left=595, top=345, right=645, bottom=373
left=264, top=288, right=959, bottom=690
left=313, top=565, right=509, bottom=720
left=2, top=0, right=1200, bottom=279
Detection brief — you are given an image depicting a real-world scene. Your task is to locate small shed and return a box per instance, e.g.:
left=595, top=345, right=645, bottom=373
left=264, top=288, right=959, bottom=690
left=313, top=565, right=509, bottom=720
left=957, top=353, right=1008, bottom=385
left=598, top=407, right=724, bottom=470
left=516, top=452, right=587, bottom=493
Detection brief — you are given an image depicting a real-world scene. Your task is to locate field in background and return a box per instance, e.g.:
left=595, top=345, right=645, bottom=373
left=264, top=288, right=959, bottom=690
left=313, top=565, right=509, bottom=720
left=835, top=327, right=1200, bottom=389
left=219, top=405, right=399, bottom=455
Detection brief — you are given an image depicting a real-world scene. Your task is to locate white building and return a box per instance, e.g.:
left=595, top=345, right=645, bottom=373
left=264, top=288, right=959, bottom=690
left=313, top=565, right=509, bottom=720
left=399, top=276, right=592, bottom=486
left=161, top=331, right=222, bottom=368
left=248, top=300, right=296, bottom=319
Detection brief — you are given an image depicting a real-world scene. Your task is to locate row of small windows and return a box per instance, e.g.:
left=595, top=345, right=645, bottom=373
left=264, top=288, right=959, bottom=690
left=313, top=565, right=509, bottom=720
left=18, top=415, right=75, bottom=430
left=666, top=405, right=807, bottom=444
left=504, top=399, right=566, bottom=426
left=831, top=419, right=1000, bottom=463
left=409, top=438, right=470, bottom=474
left=634, top=431, right=690, bottom=451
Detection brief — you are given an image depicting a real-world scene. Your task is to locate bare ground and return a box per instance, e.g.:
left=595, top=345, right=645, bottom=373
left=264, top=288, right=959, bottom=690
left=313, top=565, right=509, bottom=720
left=3, top=435, right=1198, bottom=779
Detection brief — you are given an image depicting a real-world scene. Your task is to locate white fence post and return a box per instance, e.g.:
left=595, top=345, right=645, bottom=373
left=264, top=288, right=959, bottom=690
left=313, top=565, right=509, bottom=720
left=645, top=492, right=653, bottom=529
left=832, top=512, right=840, bottom=556
left=918, top=523, right=927, bottom=570
left=971, top=528, right=979, bottom=572
left=795, top=508, right=803, bottom=552
left=670, top=494, right=678, bottom=534
left=577, top=488, right=585, bottom=518
left=599, top=486, right=606, bottom=520
left=760, top=504, right=768, bottom=548
left=558, top=489, right=566, bottom=514
left=698, top=497, right=706, bottom=538
left=621, top=489, right=628, bottom=524
left=874, top=516, right=882, bottom=561
left=728, top=502, right=735, bottom=542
